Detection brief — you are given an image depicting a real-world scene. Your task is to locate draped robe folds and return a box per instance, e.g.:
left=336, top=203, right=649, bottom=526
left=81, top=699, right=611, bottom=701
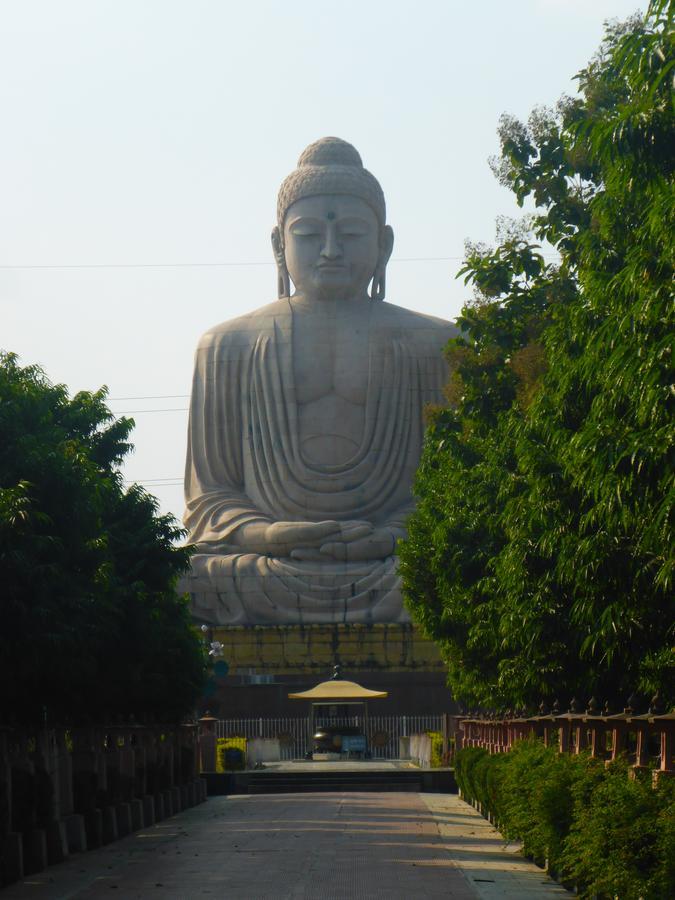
left=182, top=297, right=454, bottom=625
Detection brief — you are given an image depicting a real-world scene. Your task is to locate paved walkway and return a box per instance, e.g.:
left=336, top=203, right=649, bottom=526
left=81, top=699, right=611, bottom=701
left=261, top=760, right=408, bottom=771
left=3, top=793, right=569, bottom=899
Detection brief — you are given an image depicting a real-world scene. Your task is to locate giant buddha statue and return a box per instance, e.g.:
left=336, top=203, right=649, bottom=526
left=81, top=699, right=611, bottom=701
left=182, top=137, right=456, bottom=625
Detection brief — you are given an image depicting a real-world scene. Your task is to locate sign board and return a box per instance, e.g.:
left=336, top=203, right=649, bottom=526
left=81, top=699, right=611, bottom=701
left=341, top=735, right=367, bottom=753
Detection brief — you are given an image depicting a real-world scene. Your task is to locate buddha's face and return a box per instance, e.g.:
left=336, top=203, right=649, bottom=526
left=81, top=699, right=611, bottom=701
left=282, top=194, right=381, bottom=301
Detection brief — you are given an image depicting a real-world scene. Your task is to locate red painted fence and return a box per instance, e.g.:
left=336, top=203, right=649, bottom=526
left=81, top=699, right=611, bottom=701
left=455, top=700, right=674, bottom=785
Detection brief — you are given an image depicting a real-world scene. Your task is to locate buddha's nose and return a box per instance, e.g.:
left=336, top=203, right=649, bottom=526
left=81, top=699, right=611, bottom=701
left=320, top=226, right=342, bottom=260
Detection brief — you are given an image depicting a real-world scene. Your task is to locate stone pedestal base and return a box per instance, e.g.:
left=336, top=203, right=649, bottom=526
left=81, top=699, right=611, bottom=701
left=199, top=622, right=454, bottom=717
left=2, top=832, right=23, bottom=885
left=22, top=828, right=47, bottom=876
left=45, top=820, right=68, bottom=865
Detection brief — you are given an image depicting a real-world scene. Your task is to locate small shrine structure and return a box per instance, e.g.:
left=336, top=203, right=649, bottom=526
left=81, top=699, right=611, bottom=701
left=289, top=665, right=388, bottom=758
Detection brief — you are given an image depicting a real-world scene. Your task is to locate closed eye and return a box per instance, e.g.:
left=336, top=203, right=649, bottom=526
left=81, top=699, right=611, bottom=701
left=339, top=228, right=369, bottom=237
left=337, top=218, right=371, bottom=237
left=290, top=227, right=322, bottom=237
left=288, top=216, right=324, bottom=238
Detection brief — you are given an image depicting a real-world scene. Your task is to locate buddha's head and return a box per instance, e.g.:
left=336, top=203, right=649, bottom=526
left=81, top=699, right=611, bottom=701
left=272, top=137, right=394, bottom=302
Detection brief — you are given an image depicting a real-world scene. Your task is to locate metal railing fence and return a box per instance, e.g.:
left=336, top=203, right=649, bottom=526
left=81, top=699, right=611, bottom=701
left=215, top=715, right=444, bottom=760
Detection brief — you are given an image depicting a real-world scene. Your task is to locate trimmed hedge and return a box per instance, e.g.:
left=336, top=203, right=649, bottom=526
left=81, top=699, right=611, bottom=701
left=427, top=731, right=445, bottom=768
left=455, top=740, right=675, bottom=899
left=216, top=737, right=247, bottom=772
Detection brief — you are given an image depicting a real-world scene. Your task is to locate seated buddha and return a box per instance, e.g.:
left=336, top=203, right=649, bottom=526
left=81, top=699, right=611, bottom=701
left=182, top=137, right=455, bottom=625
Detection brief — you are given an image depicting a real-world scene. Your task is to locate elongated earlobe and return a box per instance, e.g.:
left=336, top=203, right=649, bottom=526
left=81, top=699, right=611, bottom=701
left=271, top=226, right=291, bottom=298
left=370, top=224, right=394, bottom=301
left=370, top=267, right=386, bottom=301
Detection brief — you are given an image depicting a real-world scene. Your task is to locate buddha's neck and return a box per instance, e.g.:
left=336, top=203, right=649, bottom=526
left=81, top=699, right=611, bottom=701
left=290, top=291, right=372, bottom=313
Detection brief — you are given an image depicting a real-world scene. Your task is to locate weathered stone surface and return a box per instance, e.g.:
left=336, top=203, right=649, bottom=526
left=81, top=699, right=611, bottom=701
left=183, top=138, right=455, bottom=625
left=161, top=789, right=173, bottom=818
left=63, top=813, right=87, bottom=853
left=207, top=622, right=444, bottom=675
left=141, top=794, right=155, bottom=827
left=83, top=808, right=102, bottom=850
left=129, top=798, right=143, bottom=831
left=2, top=832, right=23, bottom=885
left=101, top=806, right=117, bottom=844
left=21, top=827, right=47, bottom=876
left=44, top=820, right=68, bottom=865
left=115, top=803, right=132, bottom=838
left=170, top=787, right=181, bottom=815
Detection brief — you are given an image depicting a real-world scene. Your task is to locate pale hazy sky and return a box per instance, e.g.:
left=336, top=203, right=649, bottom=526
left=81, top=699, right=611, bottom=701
left=2, top=0, right=643, bottom=525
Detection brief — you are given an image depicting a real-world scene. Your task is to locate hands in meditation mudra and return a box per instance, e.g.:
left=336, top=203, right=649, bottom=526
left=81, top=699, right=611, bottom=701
left=183, top=138, right=455, bottom=624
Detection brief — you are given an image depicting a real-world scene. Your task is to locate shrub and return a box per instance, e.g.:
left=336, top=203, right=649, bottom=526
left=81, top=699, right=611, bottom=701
left=562, top=761, right=675, bottom=899
left=497, top=739, right=553, bottom=861
left=454, top=746, right=488, bottom=800
left=427, top=731, right=444, bottom=768
left=454, top=742, right=675, bottom=898
left=216, top=737, right=247, bottom=772
left=483, top=751, right=509, bottom=827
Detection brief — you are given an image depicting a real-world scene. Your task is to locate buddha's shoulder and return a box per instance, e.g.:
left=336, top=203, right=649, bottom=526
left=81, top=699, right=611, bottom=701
left=375, top=301, right=458, bottom=344
left=196, top=299, right=291, bottom=350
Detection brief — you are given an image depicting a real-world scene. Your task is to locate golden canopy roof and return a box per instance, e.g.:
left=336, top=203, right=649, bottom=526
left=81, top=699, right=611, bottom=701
left=288, top=678, right=388, bottom=701
left=289, top=664, right=388, bottom=701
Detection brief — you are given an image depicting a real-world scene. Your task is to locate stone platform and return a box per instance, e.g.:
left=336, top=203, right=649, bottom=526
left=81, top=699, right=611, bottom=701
left=202, top=760, right=456, bottom=795
left=203, top=622, right=454, bottom=717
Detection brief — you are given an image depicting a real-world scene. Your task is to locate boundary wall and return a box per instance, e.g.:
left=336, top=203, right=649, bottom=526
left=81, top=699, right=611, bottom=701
left=0, top=723, right=206, bottom=888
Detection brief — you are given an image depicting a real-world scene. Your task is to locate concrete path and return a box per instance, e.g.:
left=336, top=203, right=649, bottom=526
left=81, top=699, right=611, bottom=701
left=3, top=793, right=569, bottom=899
left=261, top=760, right=406, bottom=771
left=422, top=795, right=569, bottom=897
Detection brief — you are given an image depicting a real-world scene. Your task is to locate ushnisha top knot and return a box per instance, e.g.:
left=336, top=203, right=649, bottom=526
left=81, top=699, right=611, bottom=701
left=277, top=137, right=386, bottom=227
left=297, top=136, right=363, bottom=168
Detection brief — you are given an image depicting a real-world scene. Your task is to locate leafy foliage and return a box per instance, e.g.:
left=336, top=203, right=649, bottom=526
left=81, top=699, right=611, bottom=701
left=455, top=741, right=675, bottom=899
left=0, top=352, right=206, bottom=724
left=216, top=737, right=247, bottom=772
left=400, top=1, right=674, bottom=709
left=563, top=760, right=675, bottom=899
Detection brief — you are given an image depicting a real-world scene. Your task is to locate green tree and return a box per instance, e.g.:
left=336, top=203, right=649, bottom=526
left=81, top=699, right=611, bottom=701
left=400, top=0, right=674, bottom=709
left=0, top=352, right=205, bottom=724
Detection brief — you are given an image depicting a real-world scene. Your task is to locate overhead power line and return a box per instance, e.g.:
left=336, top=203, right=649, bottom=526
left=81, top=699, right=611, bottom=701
left=0, top=256, right=467, bottom=270
left=112, top=407, right=188, bottom=414
left=109, top=393, right=189, bottom=401
left=141, top=480, right=183, bottom=485
left=0, top=254, right=559, bottom=271
left=124, top=476, right=183, bottom=485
